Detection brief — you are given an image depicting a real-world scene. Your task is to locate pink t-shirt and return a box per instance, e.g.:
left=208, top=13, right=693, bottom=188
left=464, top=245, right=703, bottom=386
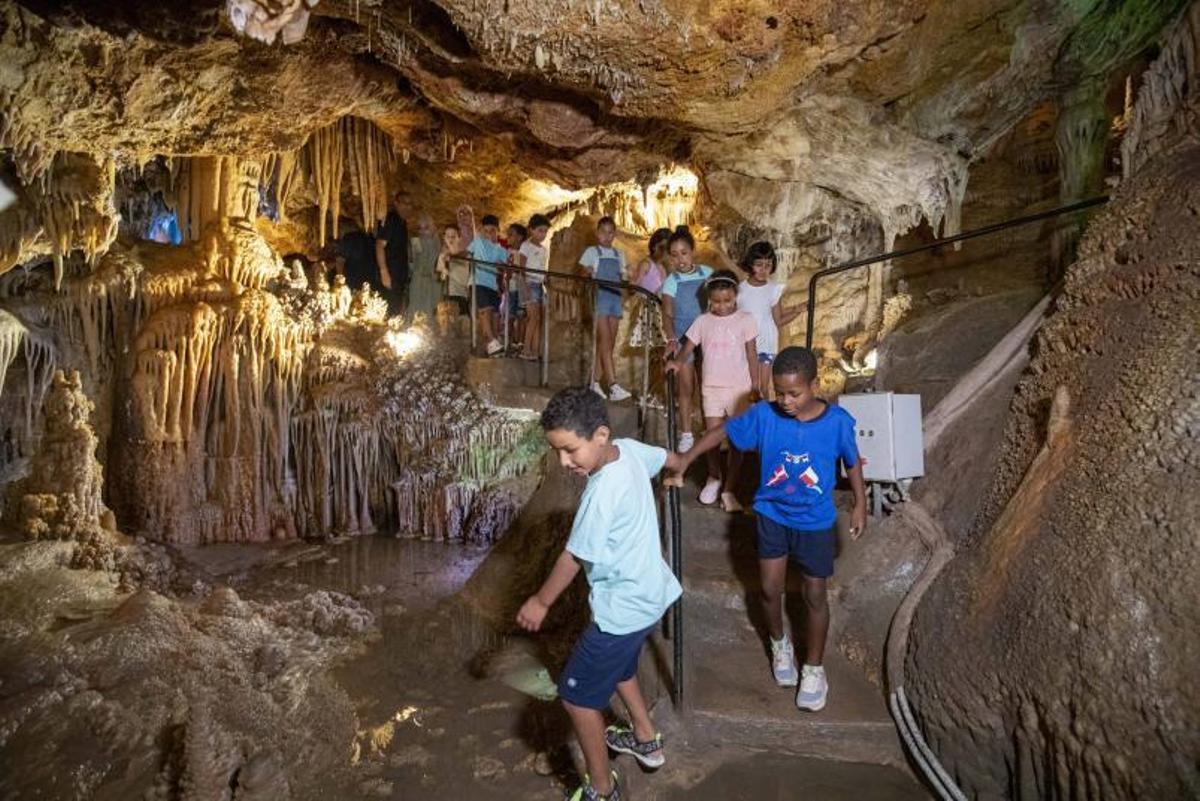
left=685, top=311, right=758, bottom=389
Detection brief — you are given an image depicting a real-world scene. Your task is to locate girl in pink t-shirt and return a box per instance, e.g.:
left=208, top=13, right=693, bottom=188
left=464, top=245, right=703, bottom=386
left=666, top=270, right=758, bottom=511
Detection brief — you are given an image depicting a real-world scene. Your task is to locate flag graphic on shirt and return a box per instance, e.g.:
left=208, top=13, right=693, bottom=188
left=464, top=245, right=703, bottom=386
left=766, top=464, right=789, bottom=487
left=798, top=465, right=822, bottom=494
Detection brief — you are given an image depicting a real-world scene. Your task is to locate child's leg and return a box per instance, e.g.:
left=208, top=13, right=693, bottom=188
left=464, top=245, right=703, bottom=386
left=603, top=316, right=620, bottom=387
left=523, top=303, right=541, bottom=355
left=595, top=316, right=616, bottom=387
left=723, top=442, right=744, bottom=493
left=801, top=574, right=829, bottom=665
left=615, top=675, right=658, bottom=744
left=703, top=416, right=724, bottom=480
left=562, top=700, right=615, bottom=794
left=757, top=360, right=773, bottom=399
left=677, top=361, right=695, bottom=435
left=759, top=556, right=788, bottom=641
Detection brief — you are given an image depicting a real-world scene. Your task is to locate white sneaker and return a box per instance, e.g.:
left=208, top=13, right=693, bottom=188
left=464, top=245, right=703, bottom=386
left=770, top=636, right=798, bottom=687
left=590, top=382, right=607, bottom=399
left=698, top=477, right=721, bottom=505
left=486, top=338, right=503, bottom=356
left=607, top=383, right=632, bottom=402
left=796, top=664, right=827, bottom=711
left=677, top=432, right=694, bottom=453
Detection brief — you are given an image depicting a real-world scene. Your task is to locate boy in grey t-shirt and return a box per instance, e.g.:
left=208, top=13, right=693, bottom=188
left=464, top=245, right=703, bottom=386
left=518, top=387, right=684, bottom=801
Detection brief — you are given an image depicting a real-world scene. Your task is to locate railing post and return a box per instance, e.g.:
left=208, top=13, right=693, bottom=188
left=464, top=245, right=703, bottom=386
left=639, top=297, right=650, bottom=440
left=469, top=260, right=477, bottom=352
left=664, top=369, right=684, bottom=708
left=502, top=266, right=510, bottom=355
left=540, top=281, right=550, bottom=387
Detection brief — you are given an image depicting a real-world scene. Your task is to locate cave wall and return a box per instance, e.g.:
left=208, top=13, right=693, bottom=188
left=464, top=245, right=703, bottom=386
left=905, top=7, right=1200, bottom=797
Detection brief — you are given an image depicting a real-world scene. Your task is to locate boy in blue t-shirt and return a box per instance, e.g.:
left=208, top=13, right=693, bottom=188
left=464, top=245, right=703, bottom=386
left=518, top=387, right=684, bottom=801
left=669, top=346, right=866, bottom=712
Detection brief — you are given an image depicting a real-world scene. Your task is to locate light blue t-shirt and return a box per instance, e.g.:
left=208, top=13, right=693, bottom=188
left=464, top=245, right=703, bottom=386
left=725, top=401, right=860, bottom=530
left=467, top=236, right=507, bottom=291
left=566, top=438, right=682, bottom=635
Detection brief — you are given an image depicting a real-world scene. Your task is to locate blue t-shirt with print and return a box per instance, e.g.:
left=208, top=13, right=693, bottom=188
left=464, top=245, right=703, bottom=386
left=565, top=438, right=683, bottom=635
left=467, top=236, right=507, bottom=291
left=724, top=400, right=859, bottom=530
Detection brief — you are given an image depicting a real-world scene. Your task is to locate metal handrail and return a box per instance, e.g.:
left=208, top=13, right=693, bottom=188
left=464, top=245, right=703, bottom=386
left=803, top=195, right=1109, bottom=349
left=459, top=254, right=687, bottom=708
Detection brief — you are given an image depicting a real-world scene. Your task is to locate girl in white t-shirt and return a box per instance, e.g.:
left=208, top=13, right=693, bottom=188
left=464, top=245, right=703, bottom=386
left=517, top=213, right=551, bottom=361
left=738, top=241, right=802, bottom=398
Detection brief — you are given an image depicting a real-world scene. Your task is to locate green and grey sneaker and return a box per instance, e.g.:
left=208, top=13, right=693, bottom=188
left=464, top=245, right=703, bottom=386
left=566, top=770, right=622, bottom=801
left=605, top=723, right=666, bottom=769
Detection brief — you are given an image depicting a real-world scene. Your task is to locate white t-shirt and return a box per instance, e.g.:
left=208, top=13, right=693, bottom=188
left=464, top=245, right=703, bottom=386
left=738, top=280, right=785, bottom=355
left=520, top=240, right=548, bottom=283
left=578, top=245, right=626, bottom=278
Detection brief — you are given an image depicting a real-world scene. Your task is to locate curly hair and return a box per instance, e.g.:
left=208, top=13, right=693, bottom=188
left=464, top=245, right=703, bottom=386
left=540, top=387, right=610, bottom=437
left=772, top=346, right=818, bottom=381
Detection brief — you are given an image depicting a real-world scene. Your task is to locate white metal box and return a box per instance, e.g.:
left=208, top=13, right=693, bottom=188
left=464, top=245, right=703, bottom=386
left=838, top=393, right=924, bottom=482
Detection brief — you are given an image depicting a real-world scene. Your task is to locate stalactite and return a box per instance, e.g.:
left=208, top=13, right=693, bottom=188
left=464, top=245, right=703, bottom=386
left=306, top=121, right=345, bottom=247
left=171, top=156, right=261, bottom=242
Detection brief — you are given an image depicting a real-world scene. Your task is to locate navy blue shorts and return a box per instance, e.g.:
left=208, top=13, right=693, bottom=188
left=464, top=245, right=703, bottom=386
left=475, top=285, right=500, bottom=311
left=557, top=622, right=654, bottom=709
left=756, top=515, right=835, bottom=578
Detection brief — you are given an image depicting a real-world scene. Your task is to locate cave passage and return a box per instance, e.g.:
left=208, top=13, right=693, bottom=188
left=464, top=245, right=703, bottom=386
left=0, top=1, right=1197, bottom=800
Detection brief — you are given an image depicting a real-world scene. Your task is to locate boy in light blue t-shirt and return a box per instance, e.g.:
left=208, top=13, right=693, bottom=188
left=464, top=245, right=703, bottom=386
left=518, top=387, right=684, bottom=801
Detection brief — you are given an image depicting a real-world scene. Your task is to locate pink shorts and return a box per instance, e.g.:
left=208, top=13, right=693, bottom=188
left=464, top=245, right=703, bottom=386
left=702, top=385, right=752, bottom=419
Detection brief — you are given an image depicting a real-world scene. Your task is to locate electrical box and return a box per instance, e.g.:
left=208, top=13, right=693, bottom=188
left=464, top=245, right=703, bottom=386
left=838, top=393, right=924, bottom=482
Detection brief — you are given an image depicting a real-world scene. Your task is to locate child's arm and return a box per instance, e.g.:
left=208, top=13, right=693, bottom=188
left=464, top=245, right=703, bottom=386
left=665, top=338, right=696, bottom=371
left=744, top=338, right=758, bottom=392
left=847, top=460, right=868, bottom=539
left=664, top=423, right=728, bottom=486
left=661, top=295, right=677, bottom=354
left=773, top=301, right=803, bottom=327
left=516, top=549, right=581, bottom=632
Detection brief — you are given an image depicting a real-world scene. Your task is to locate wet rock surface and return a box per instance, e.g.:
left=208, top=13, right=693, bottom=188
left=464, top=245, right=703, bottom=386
left=906, top=27, right=1200, bottom=795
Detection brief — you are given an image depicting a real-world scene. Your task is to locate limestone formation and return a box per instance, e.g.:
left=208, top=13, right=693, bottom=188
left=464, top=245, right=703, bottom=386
left=906, top=14, right=1200, bottom=795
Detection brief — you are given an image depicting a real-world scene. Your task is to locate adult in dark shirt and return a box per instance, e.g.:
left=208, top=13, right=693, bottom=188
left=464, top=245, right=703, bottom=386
left=375, top=190, right=413, bottom=315
left=334, top=230, right=379, bottom=291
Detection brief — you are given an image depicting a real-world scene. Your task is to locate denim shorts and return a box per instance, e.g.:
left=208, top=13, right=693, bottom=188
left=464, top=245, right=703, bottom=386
left=506, top=290, right=526, bottom=318
left=756, top=515, right=836, bottom=578
left=557, top=622, right=654, bottom=709
left=524, top=282, right=545, bottom=306
left=595, top=286, right=623, bottom=318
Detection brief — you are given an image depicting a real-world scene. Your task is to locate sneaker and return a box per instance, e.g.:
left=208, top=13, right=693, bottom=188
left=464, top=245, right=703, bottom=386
left=566, top=771, right=622, bottom=801
left=698, top=477, right=721, bottom=505
left=607, top=383, right=632, bottom=402
left=677, top=432, right=694, bottom=453
left=797, top=663, right=828, bottom=711
left=590, top=382, right=608, bottom=399
left=771, top=635, right=799, bottom=687
left=605, top=724, right=665, bottom=769
left=485, top=338, right=503, bottom=356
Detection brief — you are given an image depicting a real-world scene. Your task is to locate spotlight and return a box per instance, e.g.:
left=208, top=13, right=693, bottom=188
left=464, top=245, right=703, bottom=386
left=385, top=328, right=423, bottom=358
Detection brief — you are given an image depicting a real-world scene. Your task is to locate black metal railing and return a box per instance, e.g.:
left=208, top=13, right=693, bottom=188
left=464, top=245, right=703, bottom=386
left=803, top=196, right=1110, bottom=349
left=461, top=255, right=686, bottom=707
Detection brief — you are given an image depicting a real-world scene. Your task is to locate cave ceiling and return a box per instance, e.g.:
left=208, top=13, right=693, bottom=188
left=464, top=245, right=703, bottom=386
left=0, top=0, right=1187, bottom=264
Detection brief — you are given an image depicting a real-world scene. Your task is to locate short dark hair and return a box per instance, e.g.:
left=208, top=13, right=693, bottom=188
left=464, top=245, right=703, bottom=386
left=648, top=227, right=671, bottom=256
left=772, top=346, right=818, bottom=381
left=507, top=223, right=528, bottom=240
left=597, top=216, right=616, bottom=229
left=540, top=387, right=609, bottom=438
left=705, top=269, right=739, bottom=293
left=668, top=225, right=694, bottom=251
left=481, top=214, right=500, bottom=227
left=529, top=213, right=551, bottom=229
left=740, top=241, right=778, bottom=274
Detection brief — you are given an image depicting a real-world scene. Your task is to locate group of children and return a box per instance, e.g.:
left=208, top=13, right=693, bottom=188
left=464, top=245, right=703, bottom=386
left=522, top=346, right=867, bottom=800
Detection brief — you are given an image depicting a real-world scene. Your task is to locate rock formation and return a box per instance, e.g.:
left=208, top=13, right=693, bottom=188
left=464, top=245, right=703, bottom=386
left=905, top=8, right=1200, bottom=796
